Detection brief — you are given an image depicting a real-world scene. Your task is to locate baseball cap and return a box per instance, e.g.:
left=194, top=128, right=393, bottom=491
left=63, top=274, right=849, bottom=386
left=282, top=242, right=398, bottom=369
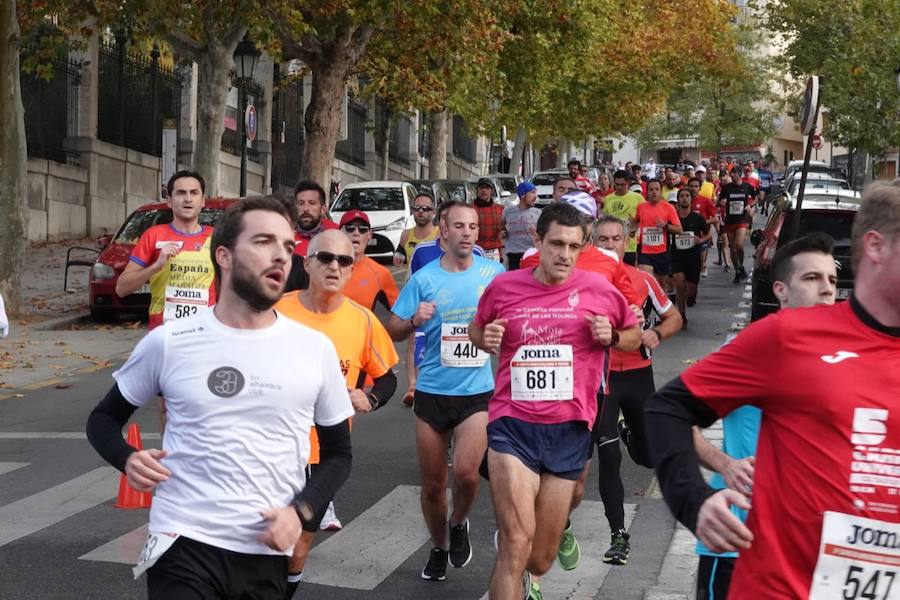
left=516, top=181, right=537, bottom=197
left=339, top=209, right=370, bottom=227
left=695, top=166, right=706, bottom=174
left=561, top=191, right=597, bottom=219
left=476, top=177, right=493, bottom=188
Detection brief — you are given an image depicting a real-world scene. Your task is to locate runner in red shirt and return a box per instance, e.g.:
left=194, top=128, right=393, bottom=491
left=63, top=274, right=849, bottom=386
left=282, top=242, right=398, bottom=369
left=632, top=179, right=682, bottom=287
left=645, top=181, right=900, bottom=599
left=568, top=159, right=596, bottom=195
left=293, top=180, right=339, bottom=257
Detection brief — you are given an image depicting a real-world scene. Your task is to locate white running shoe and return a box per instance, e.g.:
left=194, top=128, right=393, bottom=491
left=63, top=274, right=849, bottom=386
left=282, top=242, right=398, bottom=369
left=320, top=501, right=343, bottom=531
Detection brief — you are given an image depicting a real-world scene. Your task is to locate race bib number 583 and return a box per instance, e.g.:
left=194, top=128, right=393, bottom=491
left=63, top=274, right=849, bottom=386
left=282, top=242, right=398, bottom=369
left=809, top=512, right=900, bottom=600
left=510, top=344, right=573, bottom=401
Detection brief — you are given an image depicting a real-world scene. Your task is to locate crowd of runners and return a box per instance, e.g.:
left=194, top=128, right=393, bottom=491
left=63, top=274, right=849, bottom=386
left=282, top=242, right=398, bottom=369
left=84, top=166, right=899, bottom=600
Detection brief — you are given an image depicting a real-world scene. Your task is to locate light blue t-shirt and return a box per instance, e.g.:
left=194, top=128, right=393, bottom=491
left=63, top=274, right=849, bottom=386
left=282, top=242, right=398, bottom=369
left=393, top=255, right=504, bottom=395
left=695, top=405, right=761, bottom=558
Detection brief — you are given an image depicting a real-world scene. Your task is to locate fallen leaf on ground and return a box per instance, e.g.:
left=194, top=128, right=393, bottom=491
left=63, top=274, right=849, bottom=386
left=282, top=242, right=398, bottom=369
left=681, top=359, right=698, bottom=365
left=54, top=383, right=73, bottom=389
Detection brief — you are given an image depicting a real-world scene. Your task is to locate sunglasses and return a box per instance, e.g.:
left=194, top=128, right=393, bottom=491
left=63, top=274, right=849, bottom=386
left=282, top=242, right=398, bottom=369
left=342, top=224, right=370, bottom=233
left=310, top=251, right=354, bottom=268
left=413, top=206, right=434, bottom=212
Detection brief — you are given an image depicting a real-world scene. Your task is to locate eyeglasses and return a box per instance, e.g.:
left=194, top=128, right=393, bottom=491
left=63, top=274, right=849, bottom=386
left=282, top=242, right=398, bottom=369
left=310, top=251, right=354, bottom=268
left=413, top=206, right=434, bottom=212
left=342, top=224, right=370, bottom=234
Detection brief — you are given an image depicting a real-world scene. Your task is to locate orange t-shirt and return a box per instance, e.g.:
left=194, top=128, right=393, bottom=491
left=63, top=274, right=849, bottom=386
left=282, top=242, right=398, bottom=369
left=635, top=201, right=680, bottom=255
left=344, top=256, right=400, bottom=310
left=275, top=292, right=399, bottom=463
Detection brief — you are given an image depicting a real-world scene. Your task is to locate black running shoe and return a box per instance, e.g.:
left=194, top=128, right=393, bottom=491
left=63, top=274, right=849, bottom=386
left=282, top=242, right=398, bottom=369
left=732, top=270, right=741, bottom=284
left=421, top=547, right=448, bottom=581
left=449, top=519, right=473, bottom=568
left=603, top=529, right=630, bottom=565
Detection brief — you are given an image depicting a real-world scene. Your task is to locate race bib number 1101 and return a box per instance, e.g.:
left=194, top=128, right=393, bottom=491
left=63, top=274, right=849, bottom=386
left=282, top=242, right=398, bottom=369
left=809, top=512, right=900, bottom=600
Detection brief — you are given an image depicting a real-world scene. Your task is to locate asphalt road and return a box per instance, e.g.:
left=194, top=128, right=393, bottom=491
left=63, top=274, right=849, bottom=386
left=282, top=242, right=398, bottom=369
left=0, top=249, right=752, bottom=600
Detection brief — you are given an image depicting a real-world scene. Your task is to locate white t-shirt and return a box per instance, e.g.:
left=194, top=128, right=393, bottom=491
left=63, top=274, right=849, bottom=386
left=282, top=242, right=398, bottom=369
left=113, top=309, right=353, bottom=556
left=0, top=293, right=7, bottom=338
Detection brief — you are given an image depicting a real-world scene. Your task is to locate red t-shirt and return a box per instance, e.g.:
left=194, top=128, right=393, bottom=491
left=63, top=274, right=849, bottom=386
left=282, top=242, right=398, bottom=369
left=294, top=219, right=339, bottom=257
left=475, top=203, right=505, bottom=251
left=681, top=301, right=900, bottom=599
left=519, top=245, right=641, bottom=306
left=635, top=201, right=680, bottom=254
left=692, top=196, right=718, bottom=222
left=609, top=266, right=672, bottom=372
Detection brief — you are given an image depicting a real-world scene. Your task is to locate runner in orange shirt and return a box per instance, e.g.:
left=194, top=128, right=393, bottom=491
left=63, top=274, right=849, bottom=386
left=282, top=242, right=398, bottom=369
left=339, top=209, right=399, bottom=311
left=631, top=179, right=683, bottom=288
left=275, top=229, right=399, bottom=598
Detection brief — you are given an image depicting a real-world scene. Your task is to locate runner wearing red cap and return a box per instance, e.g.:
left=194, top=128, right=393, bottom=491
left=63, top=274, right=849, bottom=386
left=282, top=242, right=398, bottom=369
left=339, top=209, right=399, bottom=311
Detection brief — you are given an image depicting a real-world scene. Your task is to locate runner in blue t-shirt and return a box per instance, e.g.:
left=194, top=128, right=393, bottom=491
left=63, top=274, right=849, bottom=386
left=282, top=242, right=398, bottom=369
left=387, top=200, right=504, bottom=583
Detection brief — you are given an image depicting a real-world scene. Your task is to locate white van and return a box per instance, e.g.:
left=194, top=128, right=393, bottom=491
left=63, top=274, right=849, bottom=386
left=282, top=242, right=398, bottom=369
left=329, top=181, right=419, bottom=258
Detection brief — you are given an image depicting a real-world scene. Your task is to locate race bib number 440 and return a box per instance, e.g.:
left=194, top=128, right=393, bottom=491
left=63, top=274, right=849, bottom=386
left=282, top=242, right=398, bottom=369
left=510, top=345, right=573, bottom=401
left=163, top=286, right=209, bottom=322
left=440, top=323, right=488, bottom=368
left=809, top=512, right=900, bottom=600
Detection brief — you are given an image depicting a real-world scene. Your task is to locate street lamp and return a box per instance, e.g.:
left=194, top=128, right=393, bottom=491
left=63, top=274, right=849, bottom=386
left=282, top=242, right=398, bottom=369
left=234, top=37, right=260, bottom=196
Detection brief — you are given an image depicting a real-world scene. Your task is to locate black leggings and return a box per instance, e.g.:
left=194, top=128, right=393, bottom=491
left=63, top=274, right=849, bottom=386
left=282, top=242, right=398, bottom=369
left=593, top=366, right=656, bottom=530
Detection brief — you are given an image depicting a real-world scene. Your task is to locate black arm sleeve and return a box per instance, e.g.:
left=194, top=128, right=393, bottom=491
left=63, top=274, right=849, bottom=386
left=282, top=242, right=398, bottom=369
left=293, top=419, right=352, bottom=532
left=86, top=384, right=139, bottom=473
left=284, top=254, right=309, bottom=293
left=369, top=370, right=397, bottom=410
left=644, top=375, right=721, bottom=533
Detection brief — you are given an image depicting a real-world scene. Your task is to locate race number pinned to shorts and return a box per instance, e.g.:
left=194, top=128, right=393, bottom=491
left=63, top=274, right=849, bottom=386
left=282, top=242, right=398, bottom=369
left=728, top=200, right=745, bottom=216
left=510, top=345, right=573, bottom=401
left=674, top=233, right=696, bottom=251
left=440, top=323, right=488, bottom=368
left=641, top=227, right=663, bottom=246
left=133, top=531, right=179, bottom=578
left=163, top=286, right=209, bottom=322
left=809, top=511, right=900, bottom=600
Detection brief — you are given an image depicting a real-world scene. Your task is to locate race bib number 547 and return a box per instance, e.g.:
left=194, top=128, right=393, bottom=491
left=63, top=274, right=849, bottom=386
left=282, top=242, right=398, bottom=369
left=809, top=512, right=900, bottom=600
left=510, top=345, right=573, bottom=401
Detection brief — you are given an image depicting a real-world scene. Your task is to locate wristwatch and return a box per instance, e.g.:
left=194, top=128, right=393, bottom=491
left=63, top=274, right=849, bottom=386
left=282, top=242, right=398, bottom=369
left=368, top=393, right=380, bottom=411
left=608, top=330, right=620, bottom=347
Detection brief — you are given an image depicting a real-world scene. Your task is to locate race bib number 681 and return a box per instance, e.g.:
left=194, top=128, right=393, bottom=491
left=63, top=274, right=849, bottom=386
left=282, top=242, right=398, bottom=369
left=510, top=344, right=573, bottom=401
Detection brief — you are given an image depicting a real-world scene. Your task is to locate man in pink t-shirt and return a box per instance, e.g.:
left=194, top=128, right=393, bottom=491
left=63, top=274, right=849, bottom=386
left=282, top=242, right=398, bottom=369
left=469, top=203, right=640, bottom=599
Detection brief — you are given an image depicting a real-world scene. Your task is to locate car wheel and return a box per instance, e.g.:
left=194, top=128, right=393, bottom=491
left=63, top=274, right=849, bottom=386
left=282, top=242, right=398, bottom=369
left=89, top=308, right=115, bottom=323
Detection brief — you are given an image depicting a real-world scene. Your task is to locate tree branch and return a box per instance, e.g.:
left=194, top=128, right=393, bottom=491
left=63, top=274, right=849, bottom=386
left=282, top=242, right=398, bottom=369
left=164, top=30, right=203, bottom=62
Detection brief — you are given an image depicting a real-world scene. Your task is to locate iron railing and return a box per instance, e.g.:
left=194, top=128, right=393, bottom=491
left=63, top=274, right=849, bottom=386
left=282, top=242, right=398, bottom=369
left=21, top=46, right=82, bottom=165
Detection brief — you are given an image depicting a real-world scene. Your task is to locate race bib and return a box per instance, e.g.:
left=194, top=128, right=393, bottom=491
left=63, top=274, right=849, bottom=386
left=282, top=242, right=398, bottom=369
left=729, top=200, right=745, bottom=216
left=154, top=241, right=184, bottom=251
left=642, top=227, right=664, bottom=246
left=440, top=323, right=488, bottom=368
left=163, top=286, right=209, bottom=322
left=674, top=233, right=696, bottom=251
left=510, top=345, right=573, bottom=401
left=133, top=531, right=179, bottom=578
left=809, top=512, right=900, bottom=600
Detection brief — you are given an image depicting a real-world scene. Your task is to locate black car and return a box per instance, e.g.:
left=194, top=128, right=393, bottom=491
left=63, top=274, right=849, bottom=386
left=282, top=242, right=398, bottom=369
left=749, top=190, right=860, bottom=322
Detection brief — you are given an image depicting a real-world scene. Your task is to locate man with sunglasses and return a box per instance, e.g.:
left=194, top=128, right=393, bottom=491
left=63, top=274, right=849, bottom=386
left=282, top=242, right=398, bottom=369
left=338, top=210, right=399, bottom=311
left=387, top=201, right=505, bottom=583
left=395, top=193, right=439, bottom=272
left=276, top=229, right=399, bottom=598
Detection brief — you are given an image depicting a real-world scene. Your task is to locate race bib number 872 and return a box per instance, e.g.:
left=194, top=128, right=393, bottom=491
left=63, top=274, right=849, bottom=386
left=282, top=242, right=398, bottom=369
left=809, top=512, right=900, bottom=600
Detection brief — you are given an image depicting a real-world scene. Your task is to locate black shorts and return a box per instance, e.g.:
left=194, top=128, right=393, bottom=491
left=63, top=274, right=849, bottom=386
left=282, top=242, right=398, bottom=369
left=414, top=390, right=490, bottom=432
left=487, top=417, right=591, bottom=481
left=638, top=252, right=671, bottom=276
left=623, top=252, right=637, bottom=266
left=696, top=555, right=735, bottom=600
left=148, top=536, right=286, bottom=600
left=672, top=252, right=702, bottom=283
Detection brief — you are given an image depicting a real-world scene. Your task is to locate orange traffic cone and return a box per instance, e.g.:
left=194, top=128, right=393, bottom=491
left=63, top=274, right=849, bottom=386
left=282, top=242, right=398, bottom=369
left=114, top=423, right=153, bottom=509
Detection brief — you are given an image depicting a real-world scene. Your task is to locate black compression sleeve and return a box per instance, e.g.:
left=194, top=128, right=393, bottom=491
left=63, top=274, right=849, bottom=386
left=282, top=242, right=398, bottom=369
left=369, top=370, right=397, bottom=409
left=86, top=384, right=139, bottom=473
left=293, top=419, right=352, bottom=532
left=644, top=375, right=720, bottom=532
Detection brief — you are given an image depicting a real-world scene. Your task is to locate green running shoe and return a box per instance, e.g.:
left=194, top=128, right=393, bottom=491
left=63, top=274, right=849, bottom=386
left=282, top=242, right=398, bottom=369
left=528, top=579, right=544, bottom=600
left=556, top=522, right=581, bottom=571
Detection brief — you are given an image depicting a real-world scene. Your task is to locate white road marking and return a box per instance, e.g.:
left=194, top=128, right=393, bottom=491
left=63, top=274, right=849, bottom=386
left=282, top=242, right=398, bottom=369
left=0, top=467, right=118, bottom=548
left=479, top=501, right=637, bottom=599
left=741, top=292, right=752, bottom=300
left=730, top=322, right=746, bottom=331
left=79, top=523, right=148, bottom=565
left=738, top=301, right=751, bottom=308
left=733, top=312, right=748, bottom=320
left=0, top=462, right=28, bottom=476
left=0, top=432, right=161, bottom=440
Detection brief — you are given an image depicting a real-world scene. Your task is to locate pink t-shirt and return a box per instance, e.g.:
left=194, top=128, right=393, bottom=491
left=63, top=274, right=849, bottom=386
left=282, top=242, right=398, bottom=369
left=473, top=268, right=638, bottom=428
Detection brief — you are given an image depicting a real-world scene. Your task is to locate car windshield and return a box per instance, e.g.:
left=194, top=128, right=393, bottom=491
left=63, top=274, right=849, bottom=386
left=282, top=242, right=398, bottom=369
left=332, top=187, right=405, bottom=212
left=781, top=209, right=855, bottom=246
left=497, top=178, right=518, bottom=193
left=408, top=181, right=433, bottom=195
left=113, top=208, right=223, bottom=244
left=788, top=179, right=850, bottom=194
left=531, top=173, right=563, bottom=186
left=443, top=183, right=469, bottom=203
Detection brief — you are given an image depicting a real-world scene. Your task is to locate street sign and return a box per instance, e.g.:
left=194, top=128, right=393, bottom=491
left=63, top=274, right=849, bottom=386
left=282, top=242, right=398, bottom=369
left=799, top=76, right=820, bottom=135
left=812, top=134, right=823, bottom=150
left=245, top=104, right=257, bottom=142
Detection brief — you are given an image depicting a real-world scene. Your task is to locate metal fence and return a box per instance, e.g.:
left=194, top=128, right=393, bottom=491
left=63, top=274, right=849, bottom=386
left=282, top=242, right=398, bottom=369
left=271, top=77, right=304, bottom=193
left=97, top=39, right=182, bottom=157
left=21, top=47, right=82, bottom=165
left=452, top=115, right=477, bottom=163
left=221, top=78, right=263, bottom=162
left=336, top=99, right=367, bottom=167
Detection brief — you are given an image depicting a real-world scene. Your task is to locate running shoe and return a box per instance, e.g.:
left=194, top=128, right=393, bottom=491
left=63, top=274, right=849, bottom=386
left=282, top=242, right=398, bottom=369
left=740, top=267, right=749, bottom=281
left=687, top=295, right=696, bottom=307
left=556, top=522, right=580, bottom=571
left=723, top=265, right=730, bottom=273
left=449, top=519, right=473, bottom=567
left=521, top=571, right=532, bottom=600
left=603, top=529, right=630, bottom=565
left=732, top=270, right=741, bottom=284
left=320, top=501, right=342, bottom=531
left=421, top=547, right=448, bottom=581
left=529, top=579, right=544, bottom=600
left=700, top=269, right=708, bottom=278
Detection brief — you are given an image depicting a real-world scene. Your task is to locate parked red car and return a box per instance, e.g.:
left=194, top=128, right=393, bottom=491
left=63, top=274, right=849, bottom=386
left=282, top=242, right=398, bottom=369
left=88, top=199, right=236, bottom=320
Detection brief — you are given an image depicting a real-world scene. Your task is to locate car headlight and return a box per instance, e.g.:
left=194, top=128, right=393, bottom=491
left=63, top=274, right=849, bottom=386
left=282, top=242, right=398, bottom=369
left=91, top=262, right=116, bottom=280
left=384, top=217, right=407, bottom=231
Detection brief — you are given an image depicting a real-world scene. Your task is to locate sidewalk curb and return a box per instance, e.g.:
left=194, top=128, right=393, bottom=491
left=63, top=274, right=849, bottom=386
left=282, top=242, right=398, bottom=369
left=31, top=313, right=90, bottom=331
